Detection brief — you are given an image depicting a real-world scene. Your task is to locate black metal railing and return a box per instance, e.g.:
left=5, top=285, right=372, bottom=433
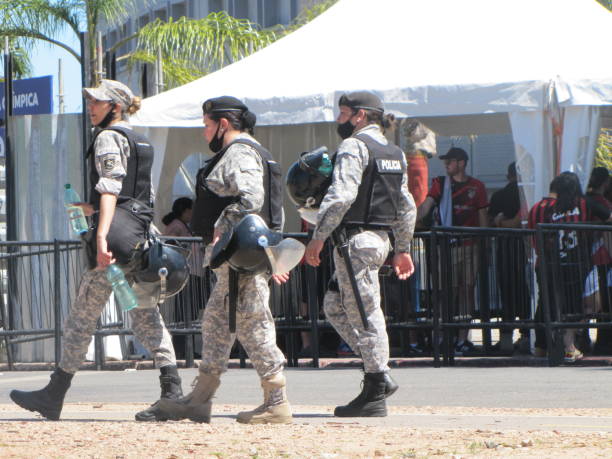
left=0, top=240, right=83, bottom=369
left=1, top=224, right=610, bottom=369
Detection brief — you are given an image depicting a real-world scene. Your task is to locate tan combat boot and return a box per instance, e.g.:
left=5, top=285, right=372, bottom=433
left=147, top=372, right=221, bottom=423
left=236, top=372, right=292, bottom=424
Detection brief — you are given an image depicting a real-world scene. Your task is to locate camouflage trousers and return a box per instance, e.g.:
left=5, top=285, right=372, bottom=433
left=199, top=264, right=285, bottom=379
left=323, top=230, right=390, bottom=373
left=59, top=268, right=176, bottom=374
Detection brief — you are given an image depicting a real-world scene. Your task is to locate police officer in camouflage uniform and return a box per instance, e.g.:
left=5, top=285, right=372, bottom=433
left=305, top=91, right=416, bottom=417
left=9, top=80, right=181, bottom=421
left=148, top=96, right=293, bottom=424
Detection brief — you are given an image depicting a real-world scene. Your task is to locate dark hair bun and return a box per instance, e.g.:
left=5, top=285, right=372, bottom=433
left=242, top=110, right=257, bottom=129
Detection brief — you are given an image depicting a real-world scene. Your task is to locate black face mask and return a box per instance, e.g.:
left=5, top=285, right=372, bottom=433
left=209, top=124, right=224, bottom=153
left=336, top=120, right=355, bottom=139
left=96, top=106, right=116, bottom=129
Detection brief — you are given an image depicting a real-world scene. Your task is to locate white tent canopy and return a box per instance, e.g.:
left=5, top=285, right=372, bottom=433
left=132, top=0, right=612, bottom=224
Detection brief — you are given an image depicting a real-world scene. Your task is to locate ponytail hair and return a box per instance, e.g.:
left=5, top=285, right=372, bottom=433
left=126, top=96, right=141, bottom=116
left=364, top=109, right=396, bottom=134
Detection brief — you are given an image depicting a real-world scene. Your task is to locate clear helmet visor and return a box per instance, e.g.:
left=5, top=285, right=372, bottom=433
left=297, top=207, right=318, bottom=225
left=263, top=237, right=306, bottom=274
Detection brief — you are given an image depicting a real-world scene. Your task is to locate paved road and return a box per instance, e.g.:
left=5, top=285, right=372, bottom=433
left=1, top=366, right=611, bottom=431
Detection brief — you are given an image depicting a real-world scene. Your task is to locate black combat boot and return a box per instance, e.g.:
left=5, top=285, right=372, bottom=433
left=10, top=367, right=73, bottom=421
left=159, top=365, right=183, bottom=399
left=361, top=364, right=398, bottom=398
left=334, top=372, right=387, bottom=417
left=134, top=365, right=183, bottom=421
left=384, top=372, right=398, bottom=398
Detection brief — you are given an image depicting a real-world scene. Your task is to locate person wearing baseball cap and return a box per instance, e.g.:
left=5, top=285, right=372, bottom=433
left=82, top=79, right=139, bottom=128
left=417, top=146, right=489, bottom=355
left=303, top=90, right=417, bottom=417
left=10, top=79, right=183, bottom=422
left=438, top=146, right=469, bottom=162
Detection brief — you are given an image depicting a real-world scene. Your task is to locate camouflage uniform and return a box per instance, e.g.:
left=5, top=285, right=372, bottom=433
left=59, top=121, right=175, bottom=374
left=313, top=124, right=416, bottom=374
left=200, top=132, right=285, bottom=378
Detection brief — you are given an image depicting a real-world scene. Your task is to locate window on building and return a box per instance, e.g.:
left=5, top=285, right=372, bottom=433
left=154, top=8, right=167, bottom=22
left=290, top=0, right=299, bottom=21
left=208, top=0, right=223, bottom=13
left=108, top=30, right=118, bottom=49
left=230, top=0, right=249, bottom=19
left=259, top=0, right=281, bottom=27
left=137, top=14, right=149, bottom=32
left=118, top=21, right=130, bottom=57
left=171, top=1, right=187, bottom=19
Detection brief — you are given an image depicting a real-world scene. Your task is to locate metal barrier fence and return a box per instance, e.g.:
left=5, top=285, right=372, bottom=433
left=1, top=224, right=610, bottom=369
left=536, top=223, right=612, bottom=365
left=0, top=240, right=84, bottom=369
left=431, top=226, right=537, bottom=365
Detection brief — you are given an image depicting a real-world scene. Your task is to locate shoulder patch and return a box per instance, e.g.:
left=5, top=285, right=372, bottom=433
left=103, top=158, right=116, bottom=171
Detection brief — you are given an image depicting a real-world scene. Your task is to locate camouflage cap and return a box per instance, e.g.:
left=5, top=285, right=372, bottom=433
left=83, top=79, right=134, bottom=107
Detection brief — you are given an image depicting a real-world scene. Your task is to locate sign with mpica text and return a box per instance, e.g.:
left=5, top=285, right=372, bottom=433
left=0, top=75, right=53, bottom=117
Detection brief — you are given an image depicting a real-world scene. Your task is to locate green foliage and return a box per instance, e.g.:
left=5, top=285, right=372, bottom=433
left=291, top=0, right=339, bottom=28
left=125, top=49, right=205, bottom=89
left=595, top=128, right=612, bottom=170
left=0, top=0, right=139, bottom=83
left=0, top=0, right=334, bottom=88
left=0, top=38, right=32, bottom=78
left=130, top=12, right=276, bottom=88
left=275, top=0, right=338, bottom=36
left=596, top=0, right=612, bottom=12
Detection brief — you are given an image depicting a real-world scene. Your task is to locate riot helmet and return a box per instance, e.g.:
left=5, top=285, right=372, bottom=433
left=211, top=214, right=305, bottom=275
left=286, top=146, right=333, bottom=224
left=134, top=238, right=190, bottom=303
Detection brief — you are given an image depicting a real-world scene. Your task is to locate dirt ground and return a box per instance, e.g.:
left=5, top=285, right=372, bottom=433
left=0, top=404, right=611, bottom=458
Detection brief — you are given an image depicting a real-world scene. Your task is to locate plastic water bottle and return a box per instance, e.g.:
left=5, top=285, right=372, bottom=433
left=106, top=264, right=139, bottom=311
left=319, top=153, right=333, bottom=176
left=64, top=184, right=88, bottom=235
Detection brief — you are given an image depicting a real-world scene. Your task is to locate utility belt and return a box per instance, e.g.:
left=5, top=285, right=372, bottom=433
left=342, top=224, right=390, bottom=241
left=84, top=197, right=153, bottom=269
left=337, top=225, right=395, bottom=278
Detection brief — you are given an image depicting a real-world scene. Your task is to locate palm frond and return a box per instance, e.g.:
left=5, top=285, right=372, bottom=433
left=0, top=25, right=80, bottom=60
left=0, top=38, right=32, bottom=78
left=84, top=0, right=143, bottom=41
left=126, top=49, right=205, bottom=89
left=595, top=129, right=612, bottom=170
left=0, top=0, right=80, bottom=38
left=278, top=0, right=338, bottom=36
left=134, top=12, right=275, bottom=76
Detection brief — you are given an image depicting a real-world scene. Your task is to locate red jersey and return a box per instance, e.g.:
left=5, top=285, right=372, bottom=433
left=528, top=197, right=589, bottom=228
left=528, top=196, right=610, bottom=264
left=428, top=176, right=488, bottom=227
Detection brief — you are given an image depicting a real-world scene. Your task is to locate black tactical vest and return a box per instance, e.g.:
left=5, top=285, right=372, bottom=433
left=340, top=133, right=405, bottom=228
left=87, top=125, right=154, bottom=209
left=191, top=138, right=283, bottom=244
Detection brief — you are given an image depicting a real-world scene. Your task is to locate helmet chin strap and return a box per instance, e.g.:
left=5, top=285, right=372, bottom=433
left=96, top=105, right=117, bottom=128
